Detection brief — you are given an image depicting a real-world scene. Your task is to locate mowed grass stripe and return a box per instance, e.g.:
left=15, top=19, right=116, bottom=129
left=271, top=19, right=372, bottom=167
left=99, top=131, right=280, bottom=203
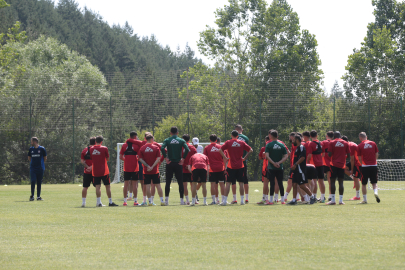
left=0, top=182, right=404, bottom=269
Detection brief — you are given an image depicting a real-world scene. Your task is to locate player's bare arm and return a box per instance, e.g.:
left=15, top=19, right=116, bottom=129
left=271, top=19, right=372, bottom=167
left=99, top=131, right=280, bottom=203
left=44, top=156, right=47, bottom=162
left=139, top=158, right=152, bottom=171
left=278, top=153, right=289, bottom=165
left=292, top=157, right=305, bottom=171
left=119, top=154, right=125, bottom=161
left=150, top=157, right=161, bottom=171
left=242, top=148, right=253, bottom=161
left=219, top=149, right=229, bottom=161
left=350, top=155, right=355, bottom=174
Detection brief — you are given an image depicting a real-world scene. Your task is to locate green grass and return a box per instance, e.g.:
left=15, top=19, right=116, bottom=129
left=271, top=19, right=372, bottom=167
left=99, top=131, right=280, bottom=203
left=0, top=182, right=404, bottom=269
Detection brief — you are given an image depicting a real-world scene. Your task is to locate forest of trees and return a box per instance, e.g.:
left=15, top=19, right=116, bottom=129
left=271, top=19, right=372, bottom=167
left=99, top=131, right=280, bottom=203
left=1, top=0, right=405, bottom=183
left=0, top=0, right=200, bottom=75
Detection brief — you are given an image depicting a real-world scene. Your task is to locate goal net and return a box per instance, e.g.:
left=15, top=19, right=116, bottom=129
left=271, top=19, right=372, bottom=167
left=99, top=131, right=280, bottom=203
left=113, top=142, right=212, bottom=184
left=375, top=159, right=405, bottom=190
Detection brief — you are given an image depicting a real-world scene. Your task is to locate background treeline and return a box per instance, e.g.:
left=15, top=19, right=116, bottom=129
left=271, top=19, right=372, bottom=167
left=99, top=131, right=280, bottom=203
left=1, top=0, right=405, bottom=184
left=0, top=0, right=200, bottom=75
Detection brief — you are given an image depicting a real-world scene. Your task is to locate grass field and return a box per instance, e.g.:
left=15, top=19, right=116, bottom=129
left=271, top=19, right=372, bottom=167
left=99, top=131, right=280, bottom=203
left=0, top=182, right=404, bottom=269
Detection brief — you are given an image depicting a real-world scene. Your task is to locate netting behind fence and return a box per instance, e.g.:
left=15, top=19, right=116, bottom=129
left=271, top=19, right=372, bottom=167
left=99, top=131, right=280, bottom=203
left=1, top=70, right=404, bottom=189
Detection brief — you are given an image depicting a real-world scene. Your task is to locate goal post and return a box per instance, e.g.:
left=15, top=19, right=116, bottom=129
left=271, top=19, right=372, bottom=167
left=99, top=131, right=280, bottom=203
left=113, top=142, right=213, bottom=184
left=375, top=159, right=405, bottom=190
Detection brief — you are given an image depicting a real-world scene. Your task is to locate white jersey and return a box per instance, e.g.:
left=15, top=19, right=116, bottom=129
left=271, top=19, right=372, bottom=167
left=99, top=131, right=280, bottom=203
left=196, top=145, right=204, bottom=154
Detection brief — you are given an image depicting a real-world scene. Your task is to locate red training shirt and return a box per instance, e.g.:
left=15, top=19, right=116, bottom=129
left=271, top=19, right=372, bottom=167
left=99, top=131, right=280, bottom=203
left=221, top=139, right=251, bottom=169
left=90, top=145, right=109, bottom=177
left=322, top=140, right=331, bottom=166
left=348, top=141, right=361, bottom=168
left=183, top=143, right=197, bottom=173
left=81, top=147, right=92, bottom=174
left=329, top=138, right=350, bottom=169
left=357, top=140, right=378, bottom=166
left=138, top=143, right=162, bottom=175
left=119, top=138, right=144, bottom=172
left=290, top=144, right=297, bottom=168
left=203, top=143, right=225, bottom=172
left=189, top=153, right=209, bottom=171
left=308, top=139, right=324, bottom=167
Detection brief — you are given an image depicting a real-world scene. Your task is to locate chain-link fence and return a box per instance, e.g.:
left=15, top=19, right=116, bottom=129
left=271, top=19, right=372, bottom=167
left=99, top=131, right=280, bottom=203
left=1, top=70, right=404, bottom=184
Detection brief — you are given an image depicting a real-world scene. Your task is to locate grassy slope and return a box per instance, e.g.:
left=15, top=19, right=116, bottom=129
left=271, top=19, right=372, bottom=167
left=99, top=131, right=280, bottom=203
left=0, top=182, right=404, bottom=269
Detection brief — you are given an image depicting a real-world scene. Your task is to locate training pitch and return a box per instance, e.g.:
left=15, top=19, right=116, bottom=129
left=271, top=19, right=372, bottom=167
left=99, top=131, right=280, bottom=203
left=0, top=182, right=404, bottom=269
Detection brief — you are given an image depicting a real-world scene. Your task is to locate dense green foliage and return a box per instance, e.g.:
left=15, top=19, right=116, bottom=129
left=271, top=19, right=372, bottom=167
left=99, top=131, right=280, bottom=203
left=0, top=0, right=200, bottom=74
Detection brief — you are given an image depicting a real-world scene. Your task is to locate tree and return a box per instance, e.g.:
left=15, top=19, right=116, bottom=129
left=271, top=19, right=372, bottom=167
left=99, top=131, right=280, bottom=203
left=0, top=36, right=109, bottom=184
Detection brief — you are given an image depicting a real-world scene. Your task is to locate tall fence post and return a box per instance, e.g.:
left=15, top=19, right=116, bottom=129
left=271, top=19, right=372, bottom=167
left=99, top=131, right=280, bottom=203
left=29, top=97, right=32, bottom=140
left=293, top=97, right=296, bottom=131
left=401, top=96, right=403, bottom=159
left=110, top=96, right=113, bottom=155
left=259, top=96, right=262, bottom=145
left=152, top=94, right=155, bottom=136
left=224, top=99, right=227, bottom=139
left=186, top=68, right=190, bottom=135
left=333, top=96, right=336, bottom=131
left=368, top=97, right=371, bottom=136
left=72, top=98, right=75, bottom=183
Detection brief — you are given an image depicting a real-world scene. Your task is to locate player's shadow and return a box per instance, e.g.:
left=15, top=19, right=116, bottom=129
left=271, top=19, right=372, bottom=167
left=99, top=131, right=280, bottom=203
left=15, top=201, right=35, bottom=203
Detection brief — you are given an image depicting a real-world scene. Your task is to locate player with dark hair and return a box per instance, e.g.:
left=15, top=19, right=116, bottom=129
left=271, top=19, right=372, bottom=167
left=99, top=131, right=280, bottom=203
left=182, top=134, right=197, bottom=205
left=80, top=137, right=96, bottom=207
left=187, top=152, right=210, bottom=206
left=287, top=135, right=317, bottom=205
left=138, top=134, right=165, bottom=206
left=342, top=136, right=361, bottom=201
left=90, top=136, right=118, bottom=207
left=308, top=130, right=326, bottom=202
left=119, top=131, right=144, bottom=206
left=357, top=132, right=380, bottom=203
left=161, top=126, right=189, bottom=205
left=219, top=130, right=253, bottom=205
left=204, top=134, right=227, bottom=204
left=327, top=131, right=350, bottom=205
left=265, top=130, right=288, bottom=205
left=28, top=137, right=47, bottom=201
left=235, top=124, right=250, bottom=203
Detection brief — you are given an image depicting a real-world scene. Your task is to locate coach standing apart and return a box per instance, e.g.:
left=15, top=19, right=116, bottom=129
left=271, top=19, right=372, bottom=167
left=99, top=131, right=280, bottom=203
left=161, top=126, right=189, bottom=205
left=28, top=137, right=47, bottom=201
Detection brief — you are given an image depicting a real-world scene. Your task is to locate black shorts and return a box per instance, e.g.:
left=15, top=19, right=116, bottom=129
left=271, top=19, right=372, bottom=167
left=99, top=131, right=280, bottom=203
left=268, top=169, right=284, bottom=183
left=353, top=165, right=362, bottom=179
left=138, top=162, right=144, bottom=180
left=361, top=166, right=378, bottom=185
left=124, top=171, right=139, bottom=181
left=292, top=171, right=307, bottom=185
left=323, top=165, right=330, bottom=173
left=288, top=169, right=294, bottom=179
left=330, top=166, right=345, bottom=179
left=242, top=161, right=248, bottom=184
left=83, top=173, right=94, bottom=188
left=183, top=172, right=192, bottom=183
left=306, top=167, right=317, bottom=180
left=192, top=169, right=207, bottom=183
left=93, top=174, right=110, bottom=186
left=226, top=168, right=244, bottom=185
left=144, top=174, right=160, bottom=185
left=315, top=166, right=324, bottom=179
left=209, top=171, right=225, bottom=183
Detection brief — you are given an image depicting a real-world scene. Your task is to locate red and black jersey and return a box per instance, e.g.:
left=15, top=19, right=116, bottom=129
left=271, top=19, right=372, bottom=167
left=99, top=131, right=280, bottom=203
left=81, top=147, right=92, bottom=174
left=221, top=139, right=251, bottom=169
left=203, top=143, right=225, bottom=172
left=119, top=138, right=144, bottom=172
left=183, top=143, right=197, bottom=173
left=90, top=145, right=109, bottom=177
left=308, top=139, right=323, bottom=167
left=357, top=140, right=378, bottom=166
left=138, top=143, right=162, bottom=175
left=322, top=140, right=331, bottom=166
left=329, top=139, right=350, bottom=169
left=189, top=153, right=209, bottom=171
